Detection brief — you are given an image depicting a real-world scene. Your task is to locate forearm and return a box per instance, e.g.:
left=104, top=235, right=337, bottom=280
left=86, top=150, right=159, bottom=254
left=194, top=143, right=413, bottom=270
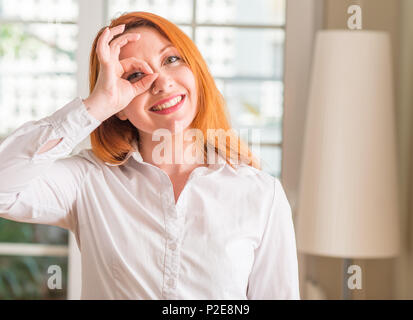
left=0, top=97, right=101, bottom=195
left=36, top=138, right=64, bottom=155
left=36, top=94, right=112, bottom=155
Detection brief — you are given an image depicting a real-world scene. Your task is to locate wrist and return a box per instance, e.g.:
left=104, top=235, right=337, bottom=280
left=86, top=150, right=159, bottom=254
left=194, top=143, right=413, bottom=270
left=83, top=94, right=114, bottom=122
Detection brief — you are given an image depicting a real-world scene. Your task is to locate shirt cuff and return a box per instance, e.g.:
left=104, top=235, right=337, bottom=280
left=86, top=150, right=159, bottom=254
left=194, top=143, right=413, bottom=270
left=33, top=97, right=102, bottom=162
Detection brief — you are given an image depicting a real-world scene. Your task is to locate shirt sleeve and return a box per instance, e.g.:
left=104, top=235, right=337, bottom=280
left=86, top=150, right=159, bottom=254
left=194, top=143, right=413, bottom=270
left=246, top=177, right=301, bottom=300
left=0, top=97, right=102, bottom=234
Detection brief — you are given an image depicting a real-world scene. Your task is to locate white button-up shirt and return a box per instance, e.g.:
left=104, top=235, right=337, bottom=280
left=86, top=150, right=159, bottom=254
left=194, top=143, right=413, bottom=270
left=0, top=97, right=300, bottom=300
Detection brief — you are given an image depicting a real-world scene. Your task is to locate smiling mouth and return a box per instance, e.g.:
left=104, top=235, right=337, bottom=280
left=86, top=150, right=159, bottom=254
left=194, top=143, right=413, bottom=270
left=150, top=95, right=185, bottom=111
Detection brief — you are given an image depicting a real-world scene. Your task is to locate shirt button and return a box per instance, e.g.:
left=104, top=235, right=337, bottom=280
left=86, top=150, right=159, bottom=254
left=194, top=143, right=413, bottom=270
left=168, top=242, right=177, bottom=251
left=167, top=278, right=176, bottom=288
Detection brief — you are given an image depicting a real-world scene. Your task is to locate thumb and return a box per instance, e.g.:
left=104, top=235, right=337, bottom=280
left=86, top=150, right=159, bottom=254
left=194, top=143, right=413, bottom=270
left=133, top=73, right=159, bottom=96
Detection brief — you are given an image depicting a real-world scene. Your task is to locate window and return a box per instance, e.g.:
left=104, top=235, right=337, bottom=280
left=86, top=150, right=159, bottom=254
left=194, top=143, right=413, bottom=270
left=0, top=0, right=79, bottom=299
left=107, top=0, right=286, bottom=177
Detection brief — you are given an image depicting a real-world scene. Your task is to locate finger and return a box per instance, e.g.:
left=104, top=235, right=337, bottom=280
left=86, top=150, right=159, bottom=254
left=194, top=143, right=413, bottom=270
left=110, top=33, right=140, bottom=51
left=110, top=33, right=141, bottom=59
left=107, top=24, right=126, bottom=43
left=132, top=73, right=159, bottom=96
left=97, top=25, right=126, bottom=65
left=96, top=27, right=111, bottom=64
left=119, top=57, right=154, bottom=77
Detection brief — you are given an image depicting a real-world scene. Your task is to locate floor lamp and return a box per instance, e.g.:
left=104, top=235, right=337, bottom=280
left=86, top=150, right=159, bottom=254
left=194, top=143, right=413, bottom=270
left=296, top=30, right=400, bottom=299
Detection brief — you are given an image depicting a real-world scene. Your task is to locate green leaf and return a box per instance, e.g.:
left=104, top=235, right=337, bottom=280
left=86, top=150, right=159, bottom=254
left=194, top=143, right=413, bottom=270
left=3, top=270, right=23, bottom=298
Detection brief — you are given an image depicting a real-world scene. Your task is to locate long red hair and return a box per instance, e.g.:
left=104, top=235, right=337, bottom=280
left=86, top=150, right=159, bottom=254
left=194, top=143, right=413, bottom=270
left=88, top=11, right=260, bottom=169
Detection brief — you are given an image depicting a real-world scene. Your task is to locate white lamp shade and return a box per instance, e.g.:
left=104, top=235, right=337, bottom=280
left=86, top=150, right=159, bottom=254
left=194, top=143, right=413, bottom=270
left=296, top=30, right=400, bottom=258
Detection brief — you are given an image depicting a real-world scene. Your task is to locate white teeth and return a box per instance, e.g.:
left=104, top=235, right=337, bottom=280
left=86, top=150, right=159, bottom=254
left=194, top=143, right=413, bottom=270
left=152, top=95, right=183, bottom=111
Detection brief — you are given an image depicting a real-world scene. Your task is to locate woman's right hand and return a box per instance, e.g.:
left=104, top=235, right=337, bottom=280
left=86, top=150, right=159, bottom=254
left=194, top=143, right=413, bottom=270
left=83, top=24, right=159, bottom=122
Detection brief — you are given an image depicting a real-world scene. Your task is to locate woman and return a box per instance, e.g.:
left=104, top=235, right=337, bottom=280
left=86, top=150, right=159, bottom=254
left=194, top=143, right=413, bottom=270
left=0, top=12, right=300, bottom=299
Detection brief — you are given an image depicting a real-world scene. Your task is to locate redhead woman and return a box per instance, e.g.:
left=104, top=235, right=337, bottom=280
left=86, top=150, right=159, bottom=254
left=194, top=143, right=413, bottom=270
left=0, top=12, right=300, bottom=300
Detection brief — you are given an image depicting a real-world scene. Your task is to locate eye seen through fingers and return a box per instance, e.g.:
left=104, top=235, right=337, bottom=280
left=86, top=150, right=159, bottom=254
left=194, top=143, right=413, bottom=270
left=126, top=55, right=181, bottom=82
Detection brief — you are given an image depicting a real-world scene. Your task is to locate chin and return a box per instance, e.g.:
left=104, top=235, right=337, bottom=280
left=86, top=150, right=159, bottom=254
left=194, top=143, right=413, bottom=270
left=159, top=118, right=193, bottom=135
left=155, top=111, right=197, bottom=134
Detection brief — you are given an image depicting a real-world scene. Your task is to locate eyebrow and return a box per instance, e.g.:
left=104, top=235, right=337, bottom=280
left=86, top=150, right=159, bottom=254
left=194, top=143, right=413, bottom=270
left=159, top=44, right=175, bottom=54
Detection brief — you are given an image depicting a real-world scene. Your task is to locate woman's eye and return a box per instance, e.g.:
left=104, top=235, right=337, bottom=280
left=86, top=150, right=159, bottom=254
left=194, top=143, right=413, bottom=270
left=127, top=72, right=144, bottom=82
left=165, top=55, right=181, bottom=64
left=127, top=56, right=181, bottom=82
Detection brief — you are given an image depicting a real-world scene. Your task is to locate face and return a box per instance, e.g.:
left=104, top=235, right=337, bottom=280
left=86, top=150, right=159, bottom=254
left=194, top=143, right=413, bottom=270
left=116, top=26, right=198, bottom=137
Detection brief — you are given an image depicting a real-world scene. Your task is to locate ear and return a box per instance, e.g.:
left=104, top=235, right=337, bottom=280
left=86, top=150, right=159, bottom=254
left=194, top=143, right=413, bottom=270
left=116, top=111, right=128, bottom=121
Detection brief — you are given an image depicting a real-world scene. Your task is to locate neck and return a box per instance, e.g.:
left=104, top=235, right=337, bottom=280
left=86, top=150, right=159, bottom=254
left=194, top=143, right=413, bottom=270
left=138, top=129, right=207, bottom=176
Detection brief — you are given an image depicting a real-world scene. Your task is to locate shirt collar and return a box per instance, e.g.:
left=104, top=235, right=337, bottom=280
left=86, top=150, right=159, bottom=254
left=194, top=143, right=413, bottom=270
left=104, top=140, right=230, bottom=173
left=104, top=139, right=139, bottom=167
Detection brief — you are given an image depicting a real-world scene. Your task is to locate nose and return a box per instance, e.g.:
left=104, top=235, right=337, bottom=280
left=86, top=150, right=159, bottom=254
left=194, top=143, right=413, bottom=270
left=150, top=71, right=174, bottom=95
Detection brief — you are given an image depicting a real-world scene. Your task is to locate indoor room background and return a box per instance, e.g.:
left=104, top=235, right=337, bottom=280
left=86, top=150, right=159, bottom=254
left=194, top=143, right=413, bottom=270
left=0, top=0, right=411, bottom=300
